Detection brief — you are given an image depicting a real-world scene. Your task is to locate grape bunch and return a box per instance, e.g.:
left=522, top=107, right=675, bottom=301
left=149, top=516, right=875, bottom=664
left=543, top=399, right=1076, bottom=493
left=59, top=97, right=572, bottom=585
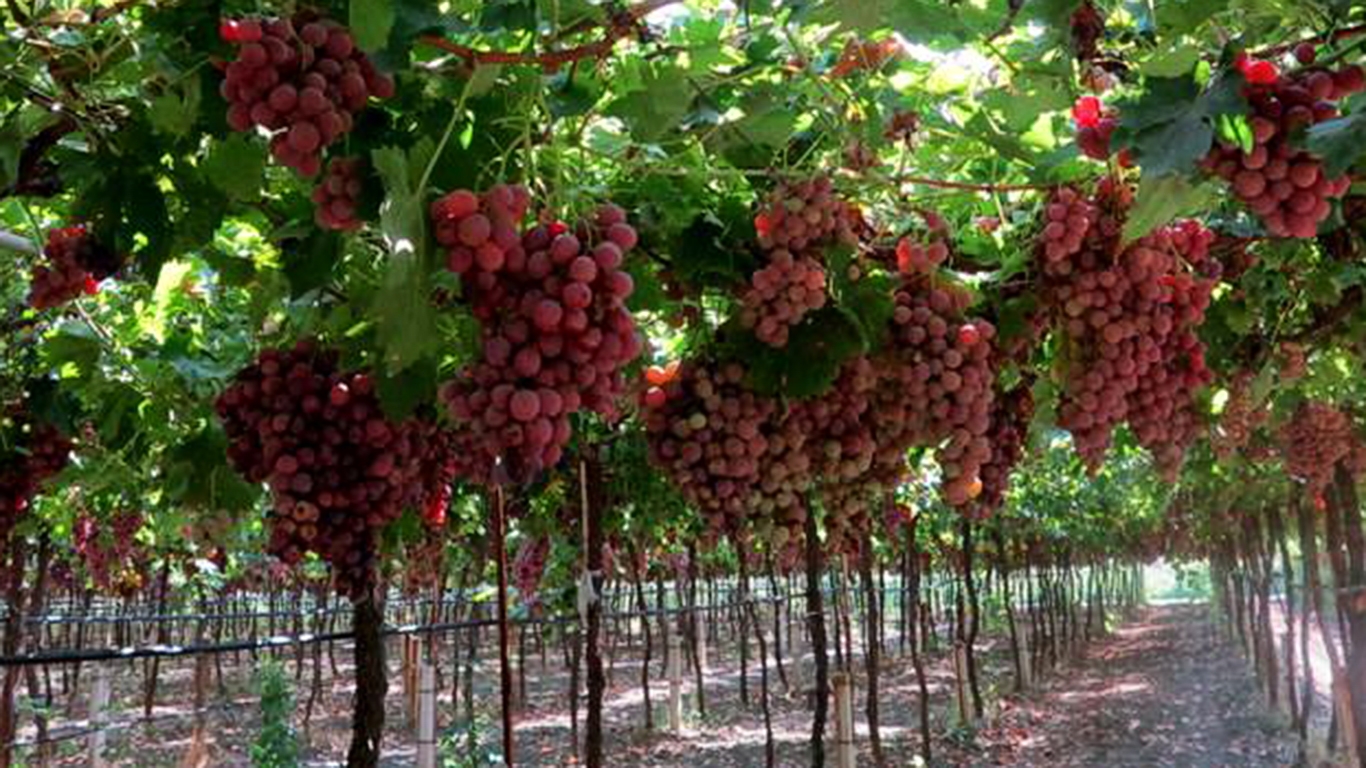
left=818, top=482, right=877, bottom=559
left=435, top=187, right=642, bottom=484
left=1039, top=186, right=1099, bottom=263
left=743, top=178, right=860, bottom=347
left=27, top=225, right=121, bottom=310
left=513, top=536, right=551, bottom=609
left=312, top=156, right=368, bottom=231
left=219, top=16, right=395, bottom=177
left=415, top=426, right=458, bottom=528
left=642, top=360, right=781, bottom=534
left=829, top=37, right=903, bottom=78
left=873, top=279, right=997, bottom=506
left=1072, top=96, right=1118, bottom=161
left=1211, top=371, right=1269, bottom=460
left=1278, top=341, right=1307, bottom=381
left=1038, top=183, right=1216, bottom=474
left=1279, top=400, right=1357, bottom=498
left=216, top=341, right=434, bottom=596
left=1070, top=1, right=1104, bottom=64
left=738, top=250, right=828, bottom=346
left=801, top=357, right=880, bottom=484
left=1203, top=51, right=1363, bottom=238
left=0, top=408, right=72, bottom=542
left=895, top=235, right=949, bottom=275
left=974, top=383, right=1035, bottom=517
left=401, top=526, right=446, bottom=595
left=74, top=510, right=146, bottom=595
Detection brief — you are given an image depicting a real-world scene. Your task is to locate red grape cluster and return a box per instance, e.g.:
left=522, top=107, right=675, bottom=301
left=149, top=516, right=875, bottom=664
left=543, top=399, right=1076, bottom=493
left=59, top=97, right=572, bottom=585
left=513, top=535, right=551, bottom=609
left=1039, top=186, right=1098, bottom=262
left=642, top=360, right=780, bottom=533
left=435, top=186, right=642, bottom=484
left=1070, top=1, right=1104, bottom=63
left=1279, top=400, right=1357, bottom=498
left=312, top=156, right=367, bottom=231
left=895, top=235, right=949, bottom=275
left=415, top=426, right=457, bottom=528
left=1278, top=341, right=1307, bottom=381
left=974, top=383, right=1035, bottom=517
left=27, top=226, right=121, bottom=310
left=743, top=178, right=861, bottom=347
left=738, top=250, right=828, bottom=346
left=873, top=279, right=997, bottom=506
left=1038, top=183, right=1216, bottom=474
left=219, top=16, right=394, bottom=177
left=801, top=357, right=880, bottom=484
left=216, top=341, right=435, bottom=596
left=1203, top=52, right=1363, bottom=238
left=401, top=527, right=446, bottom=595
left=73, top=510, right=147, bottom=596
left=0, top=408, right=71, bottom=542
left=1211, top=371, right=1269, bottom=460
left=1072, top=96, right=1118, bottom=161
left=818, top=482, right=876, bottom=558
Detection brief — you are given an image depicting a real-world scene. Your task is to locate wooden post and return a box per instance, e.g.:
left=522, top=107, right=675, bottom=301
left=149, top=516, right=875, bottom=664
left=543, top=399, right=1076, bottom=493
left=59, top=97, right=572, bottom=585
left=696, top=609, right=709, bottom=673
left=953, top=641, right=971, bottom=725
left=404, top=636, right=420, bottom=724
left=789, top=610, right=804, bottom=694
left=668, top=636, right=683, bottom=733
left=417, top=662, right=437, bottom=768
left=1019, top=622, right=1032, bottom=690
left=89, top=665, right=110, bottom=768
left=1335, top=675, right=1362, bottom=768
left=833, top=671, right=855, bottom=768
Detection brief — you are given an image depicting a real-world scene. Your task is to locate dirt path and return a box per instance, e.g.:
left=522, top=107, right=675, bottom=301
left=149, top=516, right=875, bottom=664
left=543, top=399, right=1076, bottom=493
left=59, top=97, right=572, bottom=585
left=975, top=604, right=1297, bottom=768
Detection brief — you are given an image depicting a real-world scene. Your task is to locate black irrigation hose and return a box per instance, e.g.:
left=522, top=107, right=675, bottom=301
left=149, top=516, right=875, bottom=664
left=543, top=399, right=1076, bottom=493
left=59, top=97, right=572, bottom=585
left=0, top=597, right=793, bottom=667
left=5, top=582, right=790, bottom=625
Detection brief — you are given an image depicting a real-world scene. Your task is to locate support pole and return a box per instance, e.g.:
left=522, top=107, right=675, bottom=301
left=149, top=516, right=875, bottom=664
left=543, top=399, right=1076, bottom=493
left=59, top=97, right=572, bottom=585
left=668, top=635, right=683, bottom=733
left=833, top=671, right=856, bottom=768
left=89, top=665, right=110, bottom=768
left=417, top=662, right=437, bottom=768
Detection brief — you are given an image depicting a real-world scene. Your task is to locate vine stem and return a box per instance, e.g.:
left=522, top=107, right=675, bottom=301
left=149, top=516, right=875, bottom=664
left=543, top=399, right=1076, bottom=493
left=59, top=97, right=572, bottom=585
left=1253, top=23, right=1366, bottom=57
left=416, top=0, right=679, bottom=69
left=890, top=174, right=1053, bottom=193
left=417, top=76, right=477, bottom=195
left=0, top=229, right=38, bottom=255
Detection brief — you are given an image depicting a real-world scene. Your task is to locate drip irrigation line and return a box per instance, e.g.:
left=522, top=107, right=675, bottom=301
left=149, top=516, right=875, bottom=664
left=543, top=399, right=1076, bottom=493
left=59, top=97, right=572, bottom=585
left=0, top=598, right=793, bottom=667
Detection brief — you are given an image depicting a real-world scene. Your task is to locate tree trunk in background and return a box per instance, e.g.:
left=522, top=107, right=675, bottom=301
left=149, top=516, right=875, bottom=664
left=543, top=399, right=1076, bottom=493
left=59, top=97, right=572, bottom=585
left=858, top=534, right=885, bottom=767
left=494, top=490, right=516, bottom=765
left=1332, top=466, right=1366, bottom=766
left=346, top=589, right=387, bottom=768
left=804, top=512, right=828, bottom=768
left=687, top=543, right=707, bottom=717
left=0, top=538, right=28, bottom=768
left=907, top=523, right=931, bottom=765
left=1268, top=501, right=1302, bottom=733
left=627, top=545, right=653, bottom=731
left=584, top=454, right=607, bottom=768
left=961, top=518, right=984, bottom=719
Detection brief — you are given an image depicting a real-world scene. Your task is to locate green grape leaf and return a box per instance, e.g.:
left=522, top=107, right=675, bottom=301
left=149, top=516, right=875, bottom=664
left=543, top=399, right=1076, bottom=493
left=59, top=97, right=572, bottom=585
left=1113, top=72, right=1246, bottom=176
left=1307, top=109, right=1366, bottom=178
left=1122, top=173, right=1216, bottom=244
left=148, top=78, right=201, bottom=138
left=371, top=145, right=439, bottom=373
left=351, top=0, right=395, bottom=52
left=203, top=134, right=266, bottom=202
left=41, top=322, right=102, bottom=377
left=606, top=63, right=692, bottom=143
left=163, top=425, right=260, bottom=512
